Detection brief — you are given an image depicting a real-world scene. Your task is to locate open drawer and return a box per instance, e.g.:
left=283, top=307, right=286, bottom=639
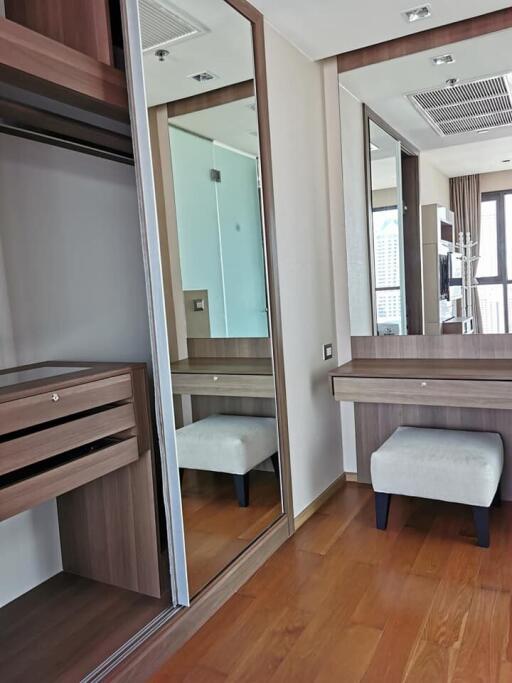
left=0, top=435, right=138, bottom=522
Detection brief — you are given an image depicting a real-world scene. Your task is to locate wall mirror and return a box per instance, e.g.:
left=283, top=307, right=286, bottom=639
left=340, top=27, right=512, bottom=337
left=137, top=0, right=289, bottom=599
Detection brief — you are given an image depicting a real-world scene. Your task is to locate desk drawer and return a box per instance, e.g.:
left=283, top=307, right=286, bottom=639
left=0, top=436, right=138, bottom=523
left=332, top=376, right=512, bottom=409
left=0, top=403, right=136, bottom=476
left=0, top=374, right=133, bottom=436
left=172, top=373, right=275, bottom=398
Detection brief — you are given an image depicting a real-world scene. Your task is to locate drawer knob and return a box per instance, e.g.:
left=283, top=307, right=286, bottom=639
left=213, top=376, right=219, bottom=382
left=51, top=392, right=60, bottom=402
left=421, top=382, right=427, bottom=387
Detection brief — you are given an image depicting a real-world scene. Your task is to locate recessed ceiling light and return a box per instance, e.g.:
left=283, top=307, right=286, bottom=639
left=188, top=71, right=217, bottom=83
left=431, top=54, right=455, bottom=66
left=502, top=159, right=511, bottom=163
left=155, top=49, right=169, bottom=62
left=402, top=4, right=432, bottom=23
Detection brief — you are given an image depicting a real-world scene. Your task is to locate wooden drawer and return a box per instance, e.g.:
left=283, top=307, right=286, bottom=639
left=0, top=436, right=138, bottom=523
left=172, top=372, right=275, bottom=398
left=332, top=376, right=512, bottom=409
left=0, top=403, right=135, bottom=477
left=0, top=374, right=133, bottom=436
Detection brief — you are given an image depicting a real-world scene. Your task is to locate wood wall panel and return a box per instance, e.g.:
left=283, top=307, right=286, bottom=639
left=352, top=334, right=512, bottom=359
left=187, top=337, right=272, bottom=359
left=337, top=8, right=512, bottom=72
left=4, top=0, right=114, bottom=65
left=355, top=402, right=512, bottom=500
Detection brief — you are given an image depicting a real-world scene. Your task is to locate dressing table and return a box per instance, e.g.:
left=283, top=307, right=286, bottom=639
left=330, top=357, right=512, bottom=491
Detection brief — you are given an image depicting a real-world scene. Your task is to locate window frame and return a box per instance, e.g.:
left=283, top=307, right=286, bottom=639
left=479, top=190, right=512, bottom=333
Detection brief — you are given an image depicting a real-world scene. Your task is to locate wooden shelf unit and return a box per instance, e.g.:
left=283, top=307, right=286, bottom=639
left=0, top=361, right=163, bottom=598
left=0, top=16, right=128, bottom=120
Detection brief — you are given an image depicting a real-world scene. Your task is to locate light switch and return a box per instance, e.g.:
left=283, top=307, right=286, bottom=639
left=193, top=298, right=205, bottom=312
left=323, top=343, right=333, bottom=361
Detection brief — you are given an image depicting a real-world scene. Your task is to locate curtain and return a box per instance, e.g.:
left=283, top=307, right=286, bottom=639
left=450, top=174, right=482, bottom=333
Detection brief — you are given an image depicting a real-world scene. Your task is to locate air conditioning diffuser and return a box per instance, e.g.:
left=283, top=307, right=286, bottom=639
left=407, top=73, right=512, bottom=136
left=139, top=0, right=208, bottom=52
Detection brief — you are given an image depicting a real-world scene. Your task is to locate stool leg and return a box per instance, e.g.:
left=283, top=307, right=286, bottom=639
left=472, top=506, right=490, bottom=548
left=234, top=473, right=249, bottom=507
left=492, top=486, right=501, bottom=508
left=271, top=453, right=280, bottom=481
left=375, top=492, right=391, bottom=530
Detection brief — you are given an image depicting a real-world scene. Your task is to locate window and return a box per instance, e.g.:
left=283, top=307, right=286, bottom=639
left=372, top=206, right=405, bottom=334
left=478, top=190, right=512, bottom=333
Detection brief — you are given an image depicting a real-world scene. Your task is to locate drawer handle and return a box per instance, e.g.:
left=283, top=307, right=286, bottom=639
left=213, top=376, right=219, bottom=382
left=51, top=392, right=60, bottom=402
left=420, top=382, right=427, bottom=388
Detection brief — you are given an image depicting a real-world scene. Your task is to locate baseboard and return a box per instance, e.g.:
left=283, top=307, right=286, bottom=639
left=345, top=472, right=358, bottom=483
left=294, top=473, right=347, bottom=530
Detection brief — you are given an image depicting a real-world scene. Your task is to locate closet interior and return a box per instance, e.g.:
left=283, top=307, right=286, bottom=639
left=0, top=2, right=174, bottom=680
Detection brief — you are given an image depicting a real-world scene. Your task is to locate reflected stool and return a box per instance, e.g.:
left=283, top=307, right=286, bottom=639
left=176, top=414, right=279, bottom=507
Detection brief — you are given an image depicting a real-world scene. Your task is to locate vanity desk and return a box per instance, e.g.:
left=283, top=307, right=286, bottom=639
left=330, top=358, right=512, bottom=489
left=171, top=357, right=274, bottom=398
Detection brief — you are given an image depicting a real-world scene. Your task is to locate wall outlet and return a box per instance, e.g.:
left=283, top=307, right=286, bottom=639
left=322, top=343, right=333, bottom=361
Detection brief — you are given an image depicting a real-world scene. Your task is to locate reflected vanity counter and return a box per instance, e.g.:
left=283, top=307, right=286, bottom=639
left=330, top=357, right=512, bottom=493
left=170, top=357, right=274, bottom=398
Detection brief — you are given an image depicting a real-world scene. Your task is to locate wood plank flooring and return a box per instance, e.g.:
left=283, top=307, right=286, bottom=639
left=0, top=572, right=169, bottom=682
left=153, top=483, right=512, bottom=682
left=182, top=469, right=282, bottom=597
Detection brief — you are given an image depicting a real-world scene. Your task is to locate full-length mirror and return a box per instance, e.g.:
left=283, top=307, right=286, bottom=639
left=340, top=27, right=512, bottom=336
left=139, top=0, right=285, bottom=598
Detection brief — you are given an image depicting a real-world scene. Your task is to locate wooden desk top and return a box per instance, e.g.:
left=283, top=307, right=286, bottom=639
left=171, top=357, right=273, bottom=376
left=329, top=358, right=512, bottom=382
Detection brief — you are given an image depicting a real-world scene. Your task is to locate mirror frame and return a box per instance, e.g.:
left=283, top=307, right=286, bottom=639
left=111, top=0, right=295, bottom=677
left=363, top=105, right=421, bottom=335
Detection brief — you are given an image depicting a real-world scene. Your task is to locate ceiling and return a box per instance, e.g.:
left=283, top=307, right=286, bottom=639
left=170, top=98, right=259, bottom=155
left=423, top=137, right=512, bottom=177
left=248, top=0, right=511, bottom=60
left=141, top=0, right=253, bottom=107
left=339, top=28, right=512, bottom=176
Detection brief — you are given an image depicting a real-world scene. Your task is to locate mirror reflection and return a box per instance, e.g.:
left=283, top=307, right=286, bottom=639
left=340, top=28, right=512, bottom=336
left=140, top=0, right=282, bottom=597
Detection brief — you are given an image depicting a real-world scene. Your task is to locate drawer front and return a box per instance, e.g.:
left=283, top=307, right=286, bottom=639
left=332, top=376, right=512, bottom=409
left=172, top=373, right=275, bottom=398
left=0, top=403, right=135, bottom=476
left=0, top=436, right=138, bottom=523
left=0, top=374, right=133, bottom=436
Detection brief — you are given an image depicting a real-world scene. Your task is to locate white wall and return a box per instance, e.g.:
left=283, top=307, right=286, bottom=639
left=0, top=134, right=151, bottom=607
left=480, top=169, right=512, bottom=193
left=264, top=25, right=343, bottom=517
left=419, top=155, right=450, bottom=208
left=338, top=86, right=373, bottom=336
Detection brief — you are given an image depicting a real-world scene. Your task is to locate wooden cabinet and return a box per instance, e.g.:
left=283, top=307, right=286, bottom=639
left=0, top=362, right=163, bottom=598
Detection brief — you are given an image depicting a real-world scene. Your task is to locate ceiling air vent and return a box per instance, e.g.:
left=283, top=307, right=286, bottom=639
left=407, top=73, right=512, bottom=136
left=138, top=0, right=208, bottom=52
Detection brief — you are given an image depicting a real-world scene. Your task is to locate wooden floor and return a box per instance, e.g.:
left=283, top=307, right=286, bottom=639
left=153, top=483, right=512, bottom=682
left=0, top=572, right=169, bottom=682
left=182, top=469, right=282, bottom=597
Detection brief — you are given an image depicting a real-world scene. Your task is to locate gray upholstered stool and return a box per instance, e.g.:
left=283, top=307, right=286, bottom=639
left=176, top=414, right=278, bottom=507
left=371, top=426, right=503, bottom=547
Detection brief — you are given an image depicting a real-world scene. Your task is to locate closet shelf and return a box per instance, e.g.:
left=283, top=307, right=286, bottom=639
left=0, top=17, right=128, bottom=121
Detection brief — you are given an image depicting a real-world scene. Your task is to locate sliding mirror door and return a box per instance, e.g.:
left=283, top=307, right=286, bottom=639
left=131, top=0, right=290, bottom=600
